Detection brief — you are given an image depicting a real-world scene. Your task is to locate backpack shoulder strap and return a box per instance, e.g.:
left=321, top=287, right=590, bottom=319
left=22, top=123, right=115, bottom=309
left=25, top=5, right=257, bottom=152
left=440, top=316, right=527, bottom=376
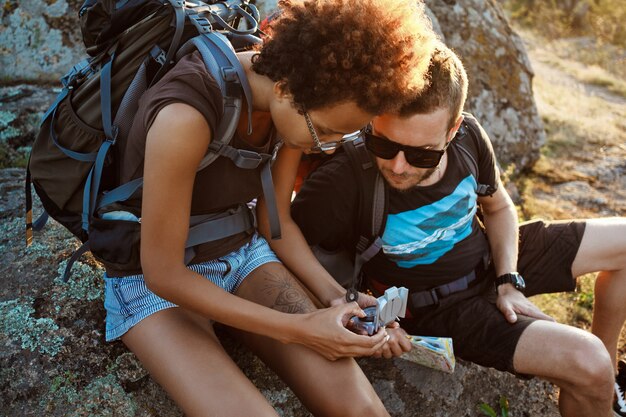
left=176, top=32, right=253, bottom=170
left=342, top=138, right=387, bottom=301
left=177, top=32, right=280, bottom=239
left=453, top=113, right=496, bottom=197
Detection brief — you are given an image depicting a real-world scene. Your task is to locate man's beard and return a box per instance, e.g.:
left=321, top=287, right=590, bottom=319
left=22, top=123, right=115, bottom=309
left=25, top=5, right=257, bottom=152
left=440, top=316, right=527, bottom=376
left=380, top=166, right=439, bottom=192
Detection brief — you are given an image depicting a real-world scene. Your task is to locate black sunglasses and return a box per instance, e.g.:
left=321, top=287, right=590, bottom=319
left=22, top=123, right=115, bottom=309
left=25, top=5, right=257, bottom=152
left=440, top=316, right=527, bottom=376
left=364, top=131, right=449, bottom=168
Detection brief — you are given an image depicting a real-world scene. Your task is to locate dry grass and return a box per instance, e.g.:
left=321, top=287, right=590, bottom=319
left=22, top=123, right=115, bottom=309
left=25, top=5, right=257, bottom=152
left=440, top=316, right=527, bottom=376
left=501, top=0, right=626, bottom=79
left=539, top=37, right=626, bottom=84
left=536, top=52, right=626, bottom=99
left=513, top=25, right=626, bottom=358
left=529, top=60, right=626, bottom=148
left=575, top=66, right=626, bottom=98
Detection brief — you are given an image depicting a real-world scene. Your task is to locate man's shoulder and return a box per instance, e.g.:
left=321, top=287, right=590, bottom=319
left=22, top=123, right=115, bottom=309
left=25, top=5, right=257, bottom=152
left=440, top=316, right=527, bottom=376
left=461, top=112, right=481, bottom=126
left=454, top=112, right=493, bottom=154
left=459, top=112, right=485, bottom=142
left=306, top=149, right=356, bottom=181
left=455, top=112, right=499, bottom=193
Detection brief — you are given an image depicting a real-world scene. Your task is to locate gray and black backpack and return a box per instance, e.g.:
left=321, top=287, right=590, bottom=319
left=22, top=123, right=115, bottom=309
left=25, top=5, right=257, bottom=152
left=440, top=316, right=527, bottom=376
left=26, top=0, right=281, bottom=280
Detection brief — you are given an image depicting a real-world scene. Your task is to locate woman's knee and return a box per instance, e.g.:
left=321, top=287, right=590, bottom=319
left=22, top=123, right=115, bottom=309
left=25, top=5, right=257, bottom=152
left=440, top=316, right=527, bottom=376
left=237, top=263, right=317, bottom=313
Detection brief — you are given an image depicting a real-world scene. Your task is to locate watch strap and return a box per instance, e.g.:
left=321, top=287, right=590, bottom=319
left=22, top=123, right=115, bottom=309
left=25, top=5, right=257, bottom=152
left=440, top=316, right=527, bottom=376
left=495, top=272, right=525, bottom=291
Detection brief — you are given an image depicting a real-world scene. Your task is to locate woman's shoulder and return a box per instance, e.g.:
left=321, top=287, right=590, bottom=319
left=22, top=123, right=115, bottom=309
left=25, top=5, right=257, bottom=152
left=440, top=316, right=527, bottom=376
left=159, top=51, right=221, bottom=96
left=139, top=51, right=224, bottom=136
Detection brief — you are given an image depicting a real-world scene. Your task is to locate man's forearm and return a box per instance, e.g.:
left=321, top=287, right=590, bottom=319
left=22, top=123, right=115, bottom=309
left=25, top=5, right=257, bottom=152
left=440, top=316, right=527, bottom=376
left=480, top=187, right=519, bottom=276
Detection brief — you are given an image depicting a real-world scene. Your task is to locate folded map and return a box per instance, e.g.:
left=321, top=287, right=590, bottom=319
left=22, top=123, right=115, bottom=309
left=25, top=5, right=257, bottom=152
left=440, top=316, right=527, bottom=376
left=399, top=335, right=455, bottom=373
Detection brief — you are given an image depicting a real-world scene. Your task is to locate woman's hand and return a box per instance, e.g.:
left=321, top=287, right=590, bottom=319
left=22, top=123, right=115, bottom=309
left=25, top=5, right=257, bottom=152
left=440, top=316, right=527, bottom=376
left=292, top=302, right=388, bottom=361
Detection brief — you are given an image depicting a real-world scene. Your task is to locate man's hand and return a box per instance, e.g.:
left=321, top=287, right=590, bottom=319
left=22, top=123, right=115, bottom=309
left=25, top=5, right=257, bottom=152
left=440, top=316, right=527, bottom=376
left=496, top=284, right=555, bottom=323
left=372, top=324, right=412, bottom=359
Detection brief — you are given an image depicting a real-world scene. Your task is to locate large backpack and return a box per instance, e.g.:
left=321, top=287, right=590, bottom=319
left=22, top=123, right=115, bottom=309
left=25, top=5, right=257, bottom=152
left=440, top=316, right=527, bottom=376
left=306, top=112, right=495, bottom=299
left=26, top=0, right=282, bottom=280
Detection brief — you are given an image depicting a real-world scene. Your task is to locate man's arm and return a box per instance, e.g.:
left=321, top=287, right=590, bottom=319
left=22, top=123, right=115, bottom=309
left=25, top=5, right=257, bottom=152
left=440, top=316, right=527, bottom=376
left=479, top=179, right=553, bottom=323
left=478, top=178, right=519, bottom=277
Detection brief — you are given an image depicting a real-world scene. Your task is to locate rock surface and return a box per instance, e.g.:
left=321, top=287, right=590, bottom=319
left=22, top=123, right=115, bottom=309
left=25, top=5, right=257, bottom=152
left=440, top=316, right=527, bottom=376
left=0, top=164, right=561, bottom=416
left=0, top=0, right=85, bottom=83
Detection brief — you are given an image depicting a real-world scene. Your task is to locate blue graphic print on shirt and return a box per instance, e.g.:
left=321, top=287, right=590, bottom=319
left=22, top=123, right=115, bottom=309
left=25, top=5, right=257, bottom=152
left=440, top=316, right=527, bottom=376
left=382, top=175, right=478, bottom=268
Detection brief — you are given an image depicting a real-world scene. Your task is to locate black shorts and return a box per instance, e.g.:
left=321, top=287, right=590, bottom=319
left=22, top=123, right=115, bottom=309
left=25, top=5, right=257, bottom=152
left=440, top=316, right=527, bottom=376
left=398, top=219, right=586, bottom=374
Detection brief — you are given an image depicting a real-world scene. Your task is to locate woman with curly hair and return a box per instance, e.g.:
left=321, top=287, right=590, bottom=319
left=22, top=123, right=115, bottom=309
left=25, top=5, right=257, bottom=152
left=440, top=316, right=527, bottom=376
left=107, top=0, right=437, bottom=415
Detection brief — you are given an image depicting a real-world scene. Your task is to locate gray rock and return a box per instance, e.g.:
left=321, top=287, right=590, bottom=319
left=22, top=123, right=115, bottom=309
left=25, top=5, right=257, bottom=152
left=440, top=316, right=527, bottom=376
left=1, top=167, right=561, bottom=416
left=0, top=0, right=85, bottom=83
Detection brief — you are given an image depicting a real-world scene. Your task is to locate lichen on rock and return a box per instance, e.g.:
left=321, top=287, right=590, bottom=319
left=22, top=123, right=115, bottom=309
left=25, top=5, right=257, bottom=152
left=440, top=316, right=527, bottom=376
left=0, top=298, right=65, bottom=357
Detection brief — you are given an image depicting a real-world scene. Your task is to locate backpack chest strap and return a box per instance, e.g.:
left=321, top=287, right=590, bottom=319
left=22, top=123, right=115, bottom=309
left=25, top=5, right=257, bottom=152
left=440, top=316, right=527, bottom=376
left=183, top=203, right=256, bottom=263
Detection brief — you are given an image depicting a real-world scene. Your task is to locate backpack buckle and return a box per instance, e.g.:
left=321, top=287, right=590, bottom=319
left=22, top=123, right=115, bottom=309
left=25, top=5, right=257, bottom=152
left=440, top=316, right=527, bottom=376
left=106, top=125, right=119, bottom=144
left=61, top=59, right=92, bottom=89
left=429, top=289, right=440, bottom=306
left=189, top=14, right=213, bottom=34
left=476, top=183, right=495, bottom=196
left=208, top=141, right=224, bottom=154
left=150, top=46, right=167, bottom=66
left=221, top=67, right=237, bottom=82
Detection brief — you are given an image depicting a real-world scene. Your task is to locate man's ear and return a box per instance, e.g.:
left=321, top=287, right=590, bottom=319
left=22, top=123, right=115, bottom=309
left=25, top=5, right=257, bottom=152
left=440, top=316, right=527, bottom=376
left=447, top=114, right=465, bottom=142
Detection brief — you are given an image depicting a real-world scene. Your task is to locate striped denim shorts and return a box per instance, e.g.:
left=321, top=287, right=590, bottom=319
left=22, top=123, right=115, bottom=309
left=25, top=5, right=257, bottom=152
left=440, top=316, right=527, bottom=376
left=103, top=233, right=279, bottom=341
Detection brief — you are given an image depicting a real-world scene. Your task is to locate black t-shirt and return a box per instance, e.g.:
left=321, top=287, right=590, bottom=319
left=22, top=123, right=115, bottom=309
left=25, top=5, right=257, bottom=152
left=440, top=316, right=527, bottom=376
left=292, top=115, right=498, bottom=292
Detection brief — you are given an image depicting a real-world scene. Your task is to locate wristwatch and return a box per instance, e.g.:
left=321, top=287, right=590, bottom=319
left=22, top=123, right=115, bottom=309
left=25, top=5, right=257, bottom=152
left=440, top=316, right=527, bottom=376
left=495, top=272, right=526, bottom=292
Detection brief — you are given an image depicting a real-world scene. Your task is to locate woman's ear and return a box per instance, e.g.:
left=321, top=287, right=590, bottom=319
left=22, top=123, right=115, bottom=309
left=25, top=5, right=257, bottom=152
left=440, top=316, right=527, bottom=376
left=273, top=81, right=292, bottom=102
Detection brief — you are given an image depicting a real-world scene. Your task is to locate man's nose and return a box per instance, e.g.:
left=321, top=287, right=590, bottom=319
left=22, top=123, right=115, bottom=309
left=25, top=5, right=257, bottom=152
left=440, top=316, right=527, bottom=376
left=390, top=151, right=410, bottom=173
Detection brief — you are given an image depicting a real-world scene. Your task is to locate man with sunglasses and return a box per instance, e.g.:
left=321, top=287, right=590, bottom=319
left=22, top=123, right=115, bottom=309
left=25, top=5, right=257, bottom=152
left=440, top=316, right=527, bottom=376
left=291, top=43, right=626, bottom=417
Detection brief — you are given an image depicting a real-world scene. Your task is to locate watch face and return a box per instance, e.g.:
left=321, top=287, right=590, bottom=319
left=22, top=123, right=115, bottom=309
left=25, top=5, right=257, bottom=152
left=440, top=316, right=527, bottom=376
left=514, top=274, right=526, bottom=290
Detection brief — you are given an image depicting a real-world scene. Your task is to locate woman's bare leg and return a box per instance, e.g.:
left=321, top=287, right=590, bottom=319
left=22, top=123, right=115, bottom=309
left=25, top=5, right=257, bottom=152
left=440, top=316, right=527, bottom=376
left=122, top=308, right=279, bottom=417
left=233, top=262, right=389, bottom=417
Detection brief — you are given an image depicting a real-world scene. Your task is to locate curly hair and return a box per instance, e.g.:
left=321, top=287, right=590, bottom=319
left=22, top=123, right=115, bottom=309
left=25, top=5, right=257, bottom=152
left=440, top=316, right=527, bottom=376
left=397, top=42, right=469, bottom=130
left=251, top=0, right=438, bottom=115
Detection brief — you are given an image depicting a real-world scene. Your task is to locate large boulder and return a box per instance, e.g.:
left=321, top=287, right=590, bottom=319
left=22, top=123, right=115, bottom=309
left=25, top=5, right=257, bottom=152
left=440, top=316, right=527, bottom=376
left=0, top=0, right=85, bottom=83
left=425, top=0, right=545, bottom=170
